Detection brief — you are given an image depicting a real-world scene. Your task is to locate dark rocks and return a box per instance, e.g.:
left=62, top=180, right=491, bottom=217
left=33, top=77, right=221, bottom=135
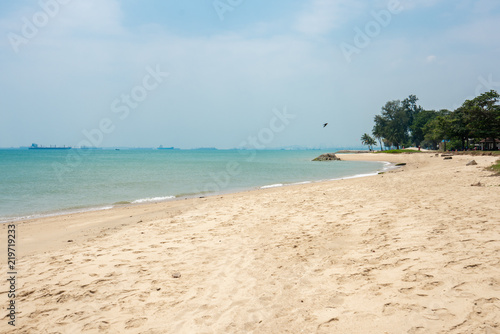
left=444, top=157, right=453, bottom=160
left=313, top=153, right=341, bottom=161
left=395, top=163, right=406, bottom=166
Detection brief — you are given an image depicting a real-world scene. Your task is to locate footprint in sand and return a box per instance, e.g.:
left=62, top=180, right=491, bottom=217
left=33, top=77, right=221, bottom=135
left=407, top=326, right=427, bottom=334
left=125, top=317, right=148, bottom=329
left=399, top=287, right=415, bottom=294
left=402, top=271, right=434, bottom=283
left=421, top=281, right=444, bottom=291
left=422, top=308, right=455, bottom=321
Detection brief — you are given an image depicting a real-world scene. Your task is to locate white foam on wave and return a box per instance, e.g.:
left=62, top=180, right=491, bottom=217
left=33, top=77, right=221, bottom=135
left=291, top=181, right=312, bottom=185
left=337, top=172, right=380, bottom=180
left=380, top=161, right=397, bottom=171
left=132, top=196, right=176, bottom=204
left=260, top=184, right=284, bottom=189
left=0, top=205, right=114, bottom=224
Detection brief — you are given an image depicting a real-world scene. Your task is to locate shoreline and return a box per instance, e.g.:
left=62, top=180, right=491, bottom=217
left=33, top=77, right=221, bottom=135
left=0, top=153, right=492, bottom=260
left=2, top=153, right=499, bottom=333
left=0, top=157, right=391, bottom=224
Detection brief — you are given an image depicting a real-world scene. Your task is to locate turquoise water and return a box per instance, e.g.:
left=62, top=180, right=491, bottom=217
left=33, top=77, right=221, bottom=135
left=0, top=149, right=387, bottom=222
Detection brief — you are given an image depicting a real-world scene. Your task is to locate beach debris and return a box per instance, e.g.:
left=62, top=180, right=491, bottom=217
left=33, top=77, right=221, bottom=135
left=395, top=163, right=406, bottom=166
left=172, top=272, right=182, bottom=278
left=67, top=240, right=73, bottom=243
left=466, top=160, right=478, bottom=166
left=471, top=182, right=483, bottom=187
left=313, top=153, right=341, bottom=161
left=444, top=157, right=453, bottom=160
left=435, top=153, right=439, bottom=157
left=323, top=123, right=328, bottom=128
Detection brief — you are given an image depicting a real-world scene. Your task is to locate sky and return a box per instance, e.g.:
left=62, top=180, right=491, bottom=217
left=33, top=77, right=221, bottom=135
left=1, top=0, right=499, bottom=149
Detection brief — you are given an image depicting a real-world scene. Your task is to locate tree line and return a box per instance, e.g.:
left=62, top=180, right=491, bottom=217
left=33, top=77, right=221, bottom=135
left=361, top=90, right=500, bottom=151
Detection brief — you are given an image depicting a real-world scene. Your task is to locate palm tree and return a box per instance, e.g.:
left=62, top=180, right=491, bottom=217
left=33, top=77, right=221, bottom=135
left=361, top=133, right=377, bottom=151
left=372, top=118, right=385, bottom=151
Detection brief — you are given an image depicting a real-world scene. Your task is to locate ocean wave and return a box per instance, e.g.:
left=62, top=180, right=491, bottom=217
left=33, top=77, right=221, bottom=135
left=337, top=172, right=380, bottom=180
left=291, top=181, right=312, bottom=185
left=132, top=196, right=175, bottom=204
left=260, top=184, right=284, bottom=189
left=0, top=205, right=114, bottom=224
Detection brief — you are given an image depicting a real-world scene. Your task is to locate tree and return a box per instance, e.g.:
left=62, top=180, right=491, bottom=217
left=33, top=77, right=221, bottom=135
left=448, top=107, right=471, bottom=150
left=462, top=90, right=500, bottom=149
left=379, top=100, right=409, bottom=149
left=372, top=116, right=386, bottom=151
left=361, top=133, right=377, bottom=151
left=371, top=97, right=421, bottom=150
left=403, top=94, right=423, bottom=134
left=369, top=91, right=499, bottom=151
left=422, top=110, right=450, bottom=150
left=411, top=109, right=436, bottom=147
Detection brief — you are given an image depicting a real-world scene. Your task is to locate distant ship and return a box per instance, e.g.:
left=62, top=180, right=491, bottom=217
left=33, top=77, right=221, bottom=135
left=157, top=145, right=177, bottom=150
left=29, top=143, right=71, bottom=150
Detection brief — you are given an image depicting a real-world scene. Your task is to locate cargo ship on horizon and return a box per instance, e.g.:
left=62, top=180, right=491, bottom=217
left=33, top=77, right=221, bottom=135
left=157, top=145, right=178, bottom=150
left=29, top=143, right=72, bottom=150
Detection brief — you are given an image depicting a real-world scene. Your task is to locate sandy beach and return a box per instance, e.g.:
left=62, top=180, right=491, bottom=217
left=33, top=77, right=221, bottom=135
left=1, top=153, right=499, bottom=333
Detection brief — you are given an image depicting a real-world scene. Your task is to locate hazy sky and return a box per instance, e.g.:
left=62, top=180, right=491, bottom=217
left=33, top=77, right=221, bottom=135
left=1, top=0, right=499, bottom=149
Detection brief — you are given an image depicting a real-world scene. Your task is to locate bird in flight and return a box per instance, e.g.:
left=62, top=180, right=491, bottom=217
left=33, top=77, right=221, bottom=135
left=323, top=123, right=328, bottom=128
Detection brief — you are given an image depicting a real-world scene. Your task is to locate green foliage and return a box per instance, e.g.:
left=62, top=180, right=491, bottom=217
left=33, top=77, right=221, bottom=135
left=422, top=110, right=449, bottom=149
left=375, top=149, right=424, bottom=154
left=462, top=90, right=500, bottom=141
left=369, top=90, right=500, bottom=151
left=447, top=139, right=466, bottom=151
left=411, top=109, right=438, bottom=146
left=372, top=118, right=385, bottom=150
left=372, top=99, right=411, bottom=149
left=361, top=133, right=377, bottom=150
left=488, top=159, right=500, bottom=175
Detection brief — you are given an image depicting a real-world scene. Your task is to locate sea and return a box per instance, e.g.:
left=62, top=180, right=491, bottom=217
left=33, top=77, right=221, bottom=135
left=0, top=149, right=389, bottom=222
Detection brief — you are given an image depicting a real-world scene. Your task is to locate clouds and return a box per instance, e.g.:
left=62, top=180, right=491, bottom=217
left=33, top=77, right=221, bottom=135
left=445, top=13, right=500, bottom=47
left=55, top=0, right=125, bottom=35
left=294, top=0, right=366, bottom=35
left=426, top=55, right=437, bottom=63
left=1, top=0, right=499, bottom=148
